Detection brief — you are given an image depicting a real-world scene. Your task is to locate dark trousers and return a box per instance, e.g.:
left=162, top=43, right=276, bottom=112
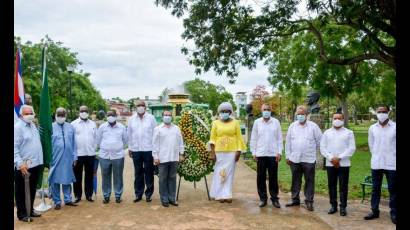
left=14, top=165, right=41, bottom=219
left=131, top=151, right=154, bottom=198
left=371, top=169, right=396, bottom=216
left=158, top=161, right=178, bottom=203
left=73, top=155, right=95, bottom=199
left=326, top=166, right=349, bottom=208
left=256, top=156, right=279, bottom=202
left=290, top=162, right=315, bottom=203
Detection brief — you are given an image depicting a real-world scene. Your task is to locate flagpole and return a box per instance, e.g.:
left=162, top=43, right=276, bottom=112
left=35, top=43, right=52, bottom=212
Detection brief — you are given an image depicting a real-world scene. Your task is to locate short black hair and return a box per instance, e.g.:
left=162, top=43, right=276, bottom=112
left=377, top=104, right=390, bottom=112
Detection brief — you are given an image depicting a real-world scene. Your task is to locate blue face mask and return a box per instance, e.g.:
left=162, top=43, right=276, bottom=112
left=262, top=111, right=271, bottom=119
left=219, top=113, right=230, bottom=120
left=296, top=114, right=306, bottom=123
left=163, top=115, right=172, bottom=124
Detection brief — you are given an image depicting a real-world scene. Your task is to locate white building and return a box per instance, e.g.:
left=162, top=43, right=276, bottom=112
left=235, top=92, right=247, bottom=117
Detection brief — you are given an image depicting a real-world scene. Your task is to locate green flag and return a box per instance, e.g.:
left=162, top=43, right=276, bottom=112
left=37, top=46, right=52, bottom=189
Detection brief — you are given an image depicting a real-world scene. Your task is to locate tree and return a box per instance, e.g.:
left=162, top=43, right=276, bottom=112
left=266, top=22, right=395, bottom=126
left=14, top=36, right=107, bottom=119
left=250, top=85, right=270, bottom=116
left=183, top=78, right=236, bottom=114
left=156, top=0, right=396, bottom=83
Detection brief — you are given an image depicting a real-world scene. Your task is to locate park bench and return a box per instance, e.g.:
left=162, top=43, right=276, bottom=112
left=361, top=175, right=388, bottom=203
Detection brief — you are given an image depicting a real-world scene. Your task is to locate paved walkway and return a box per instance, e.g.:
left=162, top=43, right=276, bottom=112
left=14, top=156, right=395, bottom=229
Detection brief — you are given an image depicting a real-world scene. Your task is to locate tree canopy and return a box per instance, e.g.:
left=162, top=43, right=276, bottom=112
left=156, top=0, right=395, bottom=83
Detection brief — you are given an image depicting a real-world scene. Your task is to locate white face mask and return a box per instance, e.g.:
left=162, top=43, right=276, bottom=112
left=332, top=119, right=344, bottom=128
left=56, top=116, right=66, bottom=124
left=107, top=116, right=117, bottom=124
left=296, top=114, right=306, bottom=123
left=137, top=106, right=145, bottom=114
left=79, top=112, right=89, bottom=119
left=376, top=113, right=389, bottom=123
left=22, top=114, right=35, bottom=123
left=163, top=115, right=172, bottom=124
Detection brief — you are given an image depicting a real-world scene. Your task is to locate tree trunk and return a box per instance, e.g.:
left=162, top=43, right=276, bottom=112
left=292, top=102, right=297, bottom=121
left=340, top=98, right=349, bottom=127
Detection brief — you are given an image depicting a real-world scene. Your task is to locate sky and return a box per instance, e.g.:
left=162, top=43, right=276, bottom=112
left=14, top=0, right=276, bottom=102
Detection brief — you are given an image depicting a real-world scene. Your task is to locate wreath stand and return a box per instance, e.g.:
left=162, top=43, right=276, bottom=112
left=176, top=174, right=211, bottom=201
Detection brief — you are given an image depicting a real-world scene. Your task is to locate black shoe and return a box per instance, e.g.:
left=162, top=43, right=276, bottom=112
left=391, top=215, right=396, bottom=224
left=146, top=197, right=152, bottom=202
left=272, top=200, right=281, bottom=208
left=162, top=202, right=169, bottom=207
left=30, top=211, right=42, bottom=218
left=19, top=216, right=33, bottom=222
left=259, top=200, right=267, bottom=207
left=133, top=197, right=142, bottom=203
left=86, top=197, right=94, bottom=202
left=340, top=208, right=347, bottom=216
left=328, top=206, right=338, bottom=214
left=65, top=202, right=78, bottom=207
left=169, top=201, right=179, bottom=206
left=306, top=202, right=314, bottom=211
left=116, top=198, right=122, bottom=203
left=364, top=211, right=380, bottom=220
left=285, top=201, right=300, bottom=207
left=74, top=198, right=81, bottom=203
left=54, top=204, right=61, bottom=210
left=103, top=198, right=110, bottom=204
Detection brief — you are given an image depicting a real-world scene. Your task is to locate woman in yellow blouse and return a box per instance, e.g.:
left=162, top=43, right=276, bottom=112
left=209, top=102, right=246, bottom=203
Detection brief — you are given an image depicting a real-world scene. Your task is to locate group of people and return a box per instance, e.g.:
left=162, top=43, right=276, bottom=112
left=14, top=101, right=185, bottom=222
left=14, top=100, right=396, bottom=225
left=247, top=103, right=396, bottom=224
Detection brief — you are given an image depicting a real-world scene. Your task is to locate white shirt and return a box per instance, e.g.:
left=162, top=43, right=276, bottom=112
left=320, top=126, right=356, bottom=167
left=285, top=120, right=322, bottom=163
left=127, top=113, right=157, bottom=152
left=368, top=120, right=396, bottom=170
left=152, top=123, right=184, bottom=163
left=71, top=118, right=97, bottom=156
left=250, top=117, right=283, bottom=157
left=96, top=122, right=128, bottom=160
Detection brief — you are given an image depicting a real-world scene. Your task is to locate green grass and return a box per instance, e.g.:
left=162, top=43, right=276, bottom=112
left=244, top=123, right=389, bottom=200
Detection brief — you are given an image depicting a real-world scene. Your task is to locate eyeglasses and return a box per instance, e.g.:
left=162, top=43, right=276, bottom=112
left=220, top=110, right=231, bottom=113
left=377, top=111, right=389, bottom=114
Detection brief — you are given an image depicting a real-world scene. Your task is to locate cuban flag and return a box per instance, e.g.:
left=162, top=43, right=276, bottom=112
left=14, top=48, right=24, bottom=123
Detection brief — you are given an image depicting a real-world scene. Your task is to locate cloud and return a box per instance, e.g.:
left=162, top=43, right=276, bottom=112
left=14, top=0, right=270, bottom=101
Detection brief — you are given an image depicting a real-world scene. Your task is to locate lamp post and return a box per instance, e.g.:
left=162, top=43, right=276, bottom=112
left=67, top=66, right=75, bottom=121
left=279, top=95, right=282, bottom=122
left=325, top=80, right=330, bottom=129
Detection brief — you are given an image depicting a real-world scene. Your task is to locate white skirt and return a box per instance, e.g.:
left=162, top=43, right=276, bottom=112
left=210, top=152, right=236, bottom=200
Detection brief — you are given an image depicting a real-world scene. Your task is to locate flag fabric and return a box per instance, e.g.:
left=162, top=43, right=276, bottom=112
left=37, top=46, right=53, bottom=188
left=14, top=48, right=24, bottom=124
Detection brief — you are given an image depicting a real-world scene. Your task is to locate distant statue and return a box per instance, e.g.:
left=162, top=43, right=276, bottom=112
left=305, top=91, right=321, bottom=114
left=305, top=91, right=325, bottom=170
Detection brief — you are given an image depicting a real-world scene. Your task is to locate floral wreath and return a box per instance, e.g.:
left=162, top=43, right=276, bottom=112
left=176, top=107, right=214, bottom=182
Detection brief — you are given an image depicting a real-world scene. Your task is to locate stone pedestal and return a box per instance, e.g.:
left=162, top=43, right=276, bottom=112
left=309, top=114, right=325, bottom=169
